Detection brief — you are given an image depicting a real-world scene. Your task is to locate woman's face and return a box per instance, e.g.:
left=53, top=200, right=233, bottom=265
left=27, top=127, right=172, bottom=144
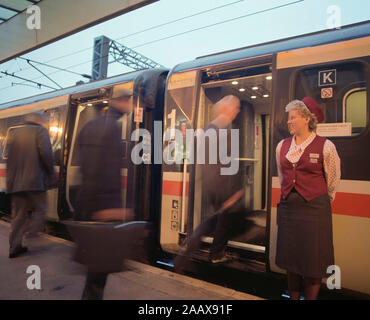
left=287, top=109, right=309, bottom=136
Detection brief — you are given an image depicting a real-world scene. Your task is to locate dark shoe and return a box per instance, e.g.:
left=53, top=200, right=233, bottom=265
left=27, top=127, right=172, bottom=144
left=209, top=255, right=230, bottom=264
left=9, top=247, right=28, bottom=259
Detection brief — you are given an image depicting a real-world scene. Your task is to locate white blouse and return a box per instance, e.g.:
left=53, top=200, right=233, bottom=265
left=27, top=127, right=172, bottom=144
left=276, top=132, right=341, bottom=202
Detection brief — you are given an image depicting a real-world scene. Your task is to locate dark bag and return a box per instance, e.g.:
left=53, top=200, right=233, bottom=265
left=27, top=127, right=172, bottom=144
left=64, top=221, right=148, bottom=273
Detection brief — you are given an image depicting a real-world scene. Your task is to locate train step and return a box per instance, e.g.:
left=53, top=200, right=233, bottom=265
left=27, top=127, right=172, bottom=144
left=185, top=249, right=266, bottom=273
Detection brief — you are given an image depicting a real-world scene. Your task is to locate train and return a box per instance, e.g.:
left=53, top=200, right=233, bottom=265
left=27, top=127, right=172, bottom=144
left=0, top=21, right=369, bottom=296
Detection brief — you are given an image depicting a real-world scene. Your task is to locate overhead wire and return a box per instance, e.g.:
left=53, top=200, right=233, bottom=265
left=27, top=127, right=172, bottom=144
left=17, top=57, right=92, bottom=79
left=48, top=0, right=305, bottom=73
left=0, top=0, right=304, bottom=93
left=0, top=0, right=245, bottom=79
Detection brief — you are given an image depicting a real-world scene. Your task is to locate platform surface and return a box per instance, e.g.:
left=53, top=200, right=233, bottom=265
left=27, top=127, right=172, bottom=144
left=0, top=220, right=262, bottom=300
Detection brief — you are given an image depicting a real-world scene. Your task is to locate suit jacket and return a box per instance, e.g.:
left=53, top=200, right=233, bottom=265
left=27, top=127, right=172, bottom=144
left=75, top=107, right=124, bottom=220
left=6, top=121, right=57, bottom=194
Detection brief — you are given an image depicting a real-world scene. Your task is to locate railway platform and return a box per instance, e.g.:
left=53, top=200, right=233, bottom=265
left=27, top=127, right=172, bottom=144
left=0, top=220, right=262, bottom=300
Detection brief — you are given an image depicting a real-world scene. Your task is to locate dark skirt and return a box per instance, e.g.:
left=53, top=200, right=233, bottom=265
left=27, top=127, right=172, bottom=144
left=275, top=191, right=334, bottom=278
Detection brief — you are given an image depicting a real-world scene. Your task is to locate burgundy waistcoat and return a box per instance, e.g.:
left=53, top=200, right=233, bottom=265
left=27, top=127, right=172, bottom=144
left=280, top=135, right=328, bottom=201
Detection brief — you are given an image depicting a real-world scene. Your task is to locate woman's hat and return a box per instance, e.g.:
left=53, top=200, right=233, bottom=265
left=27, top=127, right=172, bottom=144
left=302, top=97, right=325, bottom=123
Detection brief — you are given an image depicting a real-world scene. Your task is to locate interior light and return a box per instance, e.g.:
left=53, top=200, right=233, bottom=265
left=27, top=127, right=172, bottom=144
left=263, top=94, right=269, bottom=98
left=232, top=81, right=239, bottom=85
left=239, top=88, right=245, bottom=92
left=251, top=96, right=257, bottom=99
left=103, top=100, right=108, bottom=104
left=266, top=76, right=272, bottom=80
left=252, top=86, right=258, bottom=90
left=87, top=103, right=93, bottom=106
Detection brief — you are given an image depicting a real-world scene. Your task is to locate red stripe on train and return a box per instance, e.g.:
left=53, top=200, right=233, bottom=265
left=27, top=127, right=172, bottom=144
left=271, top=188, right=370, bottom=218
left=162, top=180, right=189, bottom=197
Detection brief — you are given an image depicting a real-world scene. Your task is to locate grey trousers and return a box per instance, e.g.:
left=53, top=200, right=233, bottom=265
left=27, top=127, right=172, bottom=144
left=9, top=191, right=47, bottom=254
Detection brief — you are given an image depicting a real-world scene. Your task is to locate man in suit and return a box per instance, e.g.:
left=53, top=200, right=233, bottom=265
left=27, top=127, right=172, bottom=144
left=76, top=90, right=134, bottom=300
left=174, top=95, right=245, bottom=271
left=6, top=111, right=57, bottom=258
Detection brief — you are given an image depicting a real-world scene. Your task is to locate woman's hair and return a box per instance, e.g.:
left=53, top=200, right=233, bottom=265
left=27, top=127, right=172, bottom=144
left=285, top=99, right=318, bottom=131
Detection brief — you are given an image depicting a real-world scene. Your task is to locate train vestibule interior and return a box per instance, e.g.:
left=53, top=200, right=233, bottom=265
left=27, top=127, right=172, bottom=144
left=194, top=72, right=272, bottom=253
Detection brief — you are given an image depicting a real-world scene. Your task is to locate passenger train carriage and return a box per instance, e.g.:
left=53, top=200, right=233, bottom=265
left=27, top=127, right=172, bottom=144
left=0, top=21, right=369, bottom=296
left=160, top=21, right=370, bottom=296
left=0, top=68, right=168, bottom=227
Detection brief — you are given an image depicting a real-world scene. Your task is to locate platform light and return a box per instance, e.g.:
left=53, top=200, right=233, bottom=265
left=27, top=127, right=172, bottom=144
left=103, top=100, right=108, bottom=104
left=239, top=88, right=245, bottom=92
left=87, top=103, right=93, bottom=106
left=252, top=86, right=259, bottom=90
left=232, top=81, right=239, bottom=85
left=251, top=95, right=257, bottom=99
left=266, top=76, right=272, bottom=80
left=263, top=94, right=269, bottom=98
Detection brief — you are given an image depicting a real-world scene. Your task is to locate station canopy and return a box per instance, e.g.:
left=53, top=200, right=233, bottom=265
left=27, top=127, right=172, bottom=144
left=0, top=0, right=157, bottom=64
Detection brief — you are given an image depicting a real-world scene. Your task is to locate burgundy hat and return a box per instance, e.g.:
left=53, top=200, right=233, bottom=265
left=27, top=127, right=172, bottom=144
left=302, top=97, right=325, bottom=123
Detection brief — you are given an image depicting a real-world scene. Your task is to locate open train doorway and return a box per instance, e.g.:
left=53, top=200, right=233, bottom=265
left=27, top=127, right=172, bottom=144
left=191, top=68, right=272, bottom=267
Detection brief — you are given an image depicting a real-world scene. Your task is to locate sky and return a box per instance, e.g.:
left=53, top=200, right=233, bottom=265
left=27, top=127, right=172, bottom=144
left=0, top=0, right=369, bottom=104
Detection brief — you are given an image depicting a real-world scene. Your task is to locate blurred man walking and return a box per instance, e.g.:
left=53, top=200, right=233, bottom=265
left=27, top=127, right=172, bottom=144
left=6, top=111, right=56, bottom=258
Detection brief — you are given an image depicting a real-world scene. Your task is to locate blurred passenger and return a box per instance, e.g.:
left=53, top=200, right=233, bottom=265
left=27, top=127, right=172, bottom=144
left=75, top=91, right=134, bottom=300
left=6, top=111, right=57, bottom=258
left=275, top=97, right=340, bottom=300
left=175, top=95, right=245, bottom=270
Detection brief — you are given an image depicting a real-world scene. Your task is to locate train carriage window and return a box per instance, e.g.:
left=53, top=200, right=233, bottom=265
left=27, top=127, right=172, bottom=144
left=294, top=62, right=368, bottom=136
left=344, top=88, right=366, bottom=134
left=1, top=109, right=67, bottom=165
left=70, top=105, right=102, bottom=167
left=1, top=115, right=26, bottom=161
left=44, top=107, right=67, bottom=165
left=0, top=119, right=7, bottom=163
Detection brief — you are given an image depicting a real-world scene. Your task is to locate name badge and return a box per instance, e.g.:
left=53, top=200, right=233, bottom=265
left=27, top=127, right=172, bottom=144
left=309, top=153, right=320, bottom=159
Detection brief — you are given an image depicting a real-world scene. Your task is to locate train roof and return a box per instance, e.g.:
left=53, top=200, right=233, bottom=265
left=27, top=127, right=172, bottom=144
left=172, top=20, right=370, bottom=73
left=0, top=68, right=168, bottom=111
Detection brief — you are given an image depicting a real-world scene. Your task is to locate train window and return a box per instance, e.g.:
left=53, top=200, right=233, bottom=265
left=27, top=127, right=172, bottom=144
left=0, top=119, right=7, bottom=163
left=45, top=107, right=67, bottom=165
left=70, top=102, right=122, bottom=166
left=1, top=115, right=26, bottom=161
left=70, top=105, right=102, bottom=167
left=294, top=62, right=368, bottom=137
left=344, top=88, right=367, bottom=135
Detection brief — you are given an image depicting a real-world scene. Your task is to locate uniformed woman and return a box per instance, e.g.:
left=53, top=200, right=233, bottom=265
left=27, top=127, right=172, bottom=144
left=275, top=97, right=341, bottom=300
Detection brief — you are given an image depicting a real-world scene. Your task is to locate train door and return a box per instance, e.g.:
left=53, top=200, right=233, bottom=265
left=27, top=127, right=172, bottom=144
left=43, top=103, right=68, bottom=221
left=65, top=86, right=114, bottom=216
left=195, top=66, right=272, bottom=268
left=161, top=61, right=273, bottom=271
left=65, top=69, right=167, bottom=224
